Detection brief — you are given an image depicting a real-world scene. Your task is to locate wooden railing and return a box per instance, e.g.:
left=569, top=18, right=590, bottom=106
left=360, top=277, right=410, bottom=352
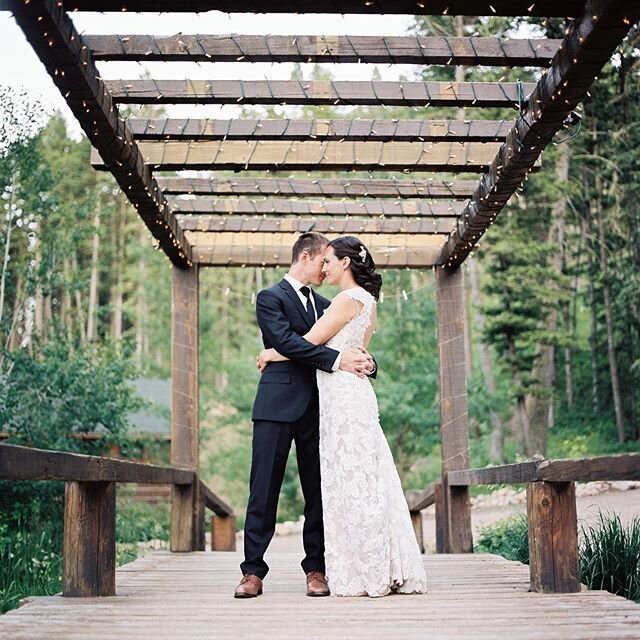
left=407, top=453, right=640, bottom=593
left=0, top=443, right=234, bottom=597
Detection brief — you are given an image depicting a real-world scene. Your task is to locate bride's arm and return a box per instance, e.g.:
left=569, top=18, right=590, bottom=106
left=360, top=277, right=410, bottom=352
left=258, top=294, right=360, bottom=369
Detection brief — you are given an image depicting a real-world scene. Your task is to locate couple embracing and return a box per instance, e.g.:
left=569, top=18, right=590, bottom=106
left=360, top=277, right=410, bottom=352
left=235, top=232, right=427, bottom=599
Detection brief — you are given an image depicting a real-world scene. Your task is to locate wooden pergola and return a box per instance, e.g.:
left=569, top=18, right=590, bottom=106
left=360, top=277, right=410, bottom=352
left=4, top=0, right=638, bottom=578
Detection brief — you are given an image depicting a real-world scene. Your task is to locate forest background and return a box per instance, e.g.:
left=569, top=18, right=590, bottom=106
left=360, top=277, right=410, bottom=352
left=1, top=14, right=639, bottom=537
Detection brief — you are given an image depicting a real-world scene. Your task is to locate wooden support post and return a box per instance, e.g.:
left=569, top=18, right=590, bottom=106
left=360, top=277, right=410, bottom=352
left=527, top=481, right=580, bottom=593
left=63, top=481, right=115, bottom=597
left=410, top=512, right=425, bottom=554
left=211, top=515, right=237, bottom=551
left=435, top=266, right=473, bottom=553
left=434, top=480, right=447, bottom=554
left=171, top=264, right=200, bottom=552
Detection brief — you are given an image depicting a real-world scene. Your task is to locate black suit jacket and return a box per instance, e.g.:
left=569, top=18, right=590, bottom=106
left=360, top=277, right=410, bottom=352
left=251, top=279, right=339, bottom=423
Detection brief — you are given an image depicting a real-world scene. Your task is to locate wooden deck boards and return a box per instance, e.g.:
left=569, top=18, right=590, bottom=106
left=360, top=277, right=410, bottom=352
left=2, top=551, right=639, bottom=639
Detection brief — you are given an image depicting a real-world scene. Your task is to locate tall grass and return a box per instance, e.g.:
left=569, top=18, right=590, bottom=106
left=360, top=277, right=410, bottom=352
left=580, top=511, right=640, bottom=603
left=0, top=522, right=62, bottom=614
left=474, top=514, right=529, bottom=564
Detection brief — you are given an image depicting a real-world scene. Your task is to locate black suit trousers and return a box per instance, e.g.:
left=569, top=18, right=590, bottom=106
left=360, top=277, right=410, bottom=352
left=241, top=393, right=325, bottom=579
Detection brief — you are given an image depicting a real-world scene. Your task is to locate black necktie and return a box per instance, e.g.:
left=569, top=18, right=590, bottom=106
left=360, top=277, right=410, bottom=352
left=300, top=286, right=316, bottom=323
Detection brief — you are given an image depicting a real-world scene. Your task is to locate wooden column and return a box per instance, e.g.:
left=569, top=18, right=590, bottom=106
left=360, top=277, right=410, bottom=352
left=410, top=512, right=425, bottom=554
left=434, top=480, right=447, bottom=554
left=435, top=266, right=473, bottom=553
left=527, top=481, right=580, bottom=593
left=211, top=515, right=237, bottom=551
left=171, top=264, right=201, bottom=552
left=63, top=481, right=115, bottom=597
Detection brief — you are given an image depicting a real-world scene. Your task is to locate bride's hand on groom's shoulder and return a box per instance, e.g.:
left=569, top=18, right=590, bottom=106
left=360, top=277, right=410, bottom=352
left=339, top=347, right=375, bottom=378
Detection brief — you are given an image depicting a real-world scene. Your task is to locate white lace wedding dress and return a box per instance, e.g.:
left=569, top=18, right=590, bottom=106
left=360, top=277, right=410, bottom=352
left=316, top=287, right=428, bottom=597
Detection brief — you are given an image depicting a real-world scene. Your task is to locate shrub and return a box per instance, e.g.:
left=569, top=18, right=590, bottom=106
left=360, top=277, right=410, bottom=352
left=475, top=514, right=529, bottom=564
left=580, top=511, right=640, bottom=603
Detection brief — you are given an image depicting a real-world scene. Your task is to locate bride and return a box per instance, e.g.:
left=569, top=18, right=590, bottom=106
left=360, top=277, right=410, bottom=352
left=259, top=236, right=427, bottom=597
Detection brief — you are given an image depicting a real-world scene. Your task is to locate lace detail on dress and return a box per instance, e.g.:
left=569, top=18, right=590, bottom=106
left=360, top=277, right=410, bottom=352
left=317, top=287, right=427, bottom=597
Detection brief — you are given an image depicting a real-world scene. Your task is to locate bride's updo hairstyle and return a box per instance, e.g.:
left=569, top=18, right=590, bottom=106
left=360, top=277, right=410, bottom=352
left=328, top=236, right=382, bottom=300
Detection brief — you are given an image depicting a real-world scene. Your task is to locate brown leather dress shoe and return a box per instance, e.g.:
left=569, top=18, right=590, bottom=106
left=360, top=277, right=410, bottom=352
left=306, top=571, right=330, bottom=597
left=234, top=574, right=263, bottom=598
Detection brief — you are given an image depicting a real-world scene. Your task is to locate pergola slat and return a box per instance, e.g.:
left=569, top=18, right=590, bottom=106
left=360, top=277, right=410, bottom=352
left=44, top=1, right=584, bottom=18
left=441, top=0, right=640, bottom=268
left=106, top=79, right=535, bottom=108
left=93, top=141, right=504, bottom=172
left=128, top=118, right=513, bottom=142
left=5, top=0, right=191, bottom=267
left=169, top=197, right=465, bottom=218
left=87, top=34, right=560, bottom=67
left=178, top=216, right=455, bottom=234
left=188, top=232, right=445, bottom=268
left=157, top=177, right=479, bottom=199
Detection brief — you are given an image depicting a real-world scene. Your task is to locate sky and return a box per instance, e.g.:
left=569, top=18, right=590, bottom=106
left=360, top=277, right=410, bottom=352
left=0, top=10, right=415, bottom=139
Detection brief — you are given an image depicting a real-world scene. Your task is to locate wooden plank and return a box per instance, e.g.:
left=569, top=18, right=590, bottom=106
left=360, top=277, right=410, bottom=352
left=128, top=118, right=514, bottom=142
left=170, top=198, right=465, bottom=218
left=178, top=216, right=456, bottom=235
left=50, top=1, right=585, bottom=18
left=211, top=515, right=236, bottom=551
left=158, top=177, right=479, bottom=199
left=527, top=481, right=580, bottom=593
left=435, top=266, right=472, bottom=553
left=0, top=443, right=193, bottom=484
left=435, top=480, right=447, bottom=554
left=87, top=34, right=560, bottom=66
left=441, top=0, right=640, bottom=268
left=93, top=141, right=502, bottom=172
left=199, top=479, right=233, bottom=517
left=106, top=79, right=535, bottom=107
left=406, top=481, right=437, bottom=511
left=188, top=232, right=445, bottom=268
left=447, top=453, right=640, bottom=485
left=171, top=265, right=200, bottom=552
left=63, top=481, right=116, bottom=597
left=537, top=453, right=640, bottom=482
left=448, top=460, right=540, bottom=485
left=4, top=0, right=191, bottom=267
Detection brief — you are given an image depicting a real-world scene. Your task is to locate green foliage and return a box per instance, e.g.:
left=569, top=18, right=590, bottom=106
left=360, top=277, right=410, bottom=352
left=0, top=520, right=62, bottom=615
left=116, top=500, right=170, bottom=544
left=580, top=511, right=640, bottom=603
left=475, top=514, right=529, bottom=564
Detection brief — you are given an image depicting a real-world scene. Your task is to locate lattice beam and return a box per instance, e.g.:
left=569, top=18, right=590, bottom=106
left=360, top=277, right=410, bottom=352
left=128, top=118, right=513, bottom=142
left=4, top=0, right=191, bottom=267
left=87, top=34, right=560, bottom=66
left=178, top=217, right=456, bottom=234
left=441, top=0, right=640, bottom=268
left=92, top=141, right=504, bottom=172
left=169, top=197, right=464, bottom=218
left=188, top=232, right=445, bottom=268
left=106, top=79, right=535, bottom=108
left=157, top=177, right=478, bottom=199
left=41, top=1, right=584, bottom=18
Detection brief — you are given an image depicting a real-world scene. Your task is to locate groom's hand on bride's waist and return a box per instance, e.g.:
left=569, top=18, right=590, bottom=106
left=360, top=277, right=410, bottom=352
left=339, top=347, right=375, bottom=378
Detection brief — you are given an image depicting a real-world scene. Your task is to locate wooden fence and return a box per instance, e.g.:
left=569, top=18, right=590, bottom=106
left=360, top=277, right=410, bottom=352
left=0, top=442, right=234, bottom=597
left=407, top=452, right=640, bottom=593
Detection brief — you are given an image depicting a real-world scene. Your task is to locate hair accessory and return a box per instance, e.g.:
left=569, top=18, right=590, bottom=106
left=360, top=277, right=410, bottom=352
left=358, top=246, right=367, bottom=263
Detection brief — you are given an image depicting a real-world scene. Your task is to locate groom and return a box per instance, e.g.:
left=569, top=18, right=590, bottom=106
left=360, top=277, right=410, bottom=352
left=234, top=232, right=374, bottom=598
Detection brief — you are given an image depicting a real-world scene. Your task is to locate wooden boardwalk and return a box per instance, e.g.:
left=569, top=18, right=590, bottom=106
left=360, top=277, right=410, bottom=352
left=2, top=551, right=639, bottom=639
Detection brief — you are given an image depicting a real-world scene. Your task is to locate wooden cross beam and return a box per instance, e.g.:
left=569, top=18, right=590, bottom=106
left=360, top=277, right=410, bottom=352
left=169, top=197, right=465, bottom=218
left=128, top=118, right=513, bottom=143
left=188, top=232, right=445, bottom=268
left=4, top=0, right=192, bottom=268
left=177, top=217, right=456, bottom=234
left=106, top=79, right=535, bottom=108
left=87, top=34, right=560, bottom=67
left=441, top=0, right=640, bottom=268
left=157, top=177, right=479, bottom=199
left=92, top=141, right=505, bottom=172
left=48, top=1, right=584, bottom=18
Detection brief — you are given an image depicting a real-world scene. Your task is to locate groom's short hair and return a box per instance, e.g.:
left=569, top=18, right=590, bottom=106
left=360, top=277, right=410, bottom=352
left=291, top=232, right=329, bottom=264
